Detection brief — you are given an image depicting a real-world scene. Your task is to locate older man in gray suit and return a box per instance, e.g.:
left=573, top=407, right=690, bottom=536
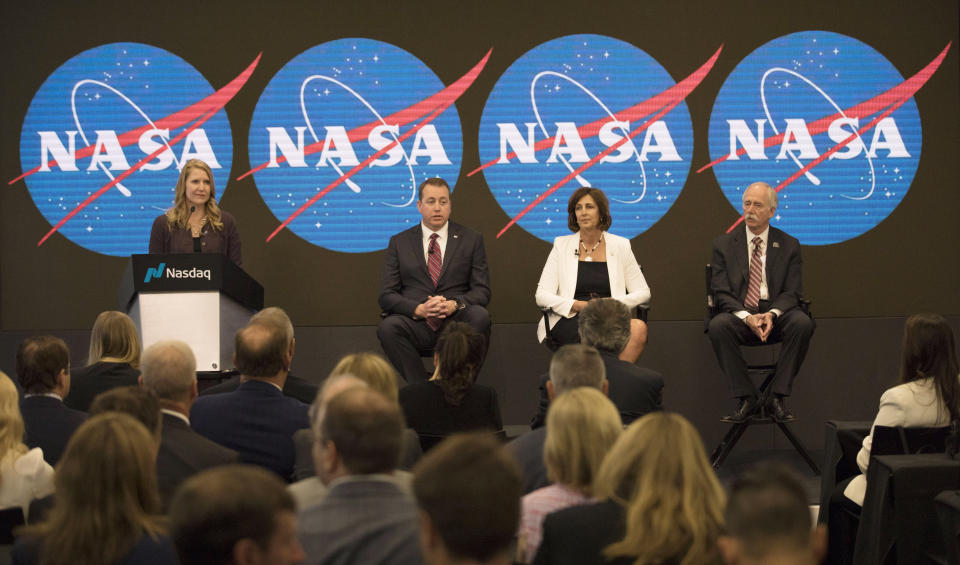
left=297, top=387, right=422, bottom=565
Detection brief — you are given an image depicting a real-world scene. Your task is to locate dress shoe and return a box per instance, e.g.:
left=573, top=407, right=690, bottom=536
left=721, top=396, right=760, bottom=423
left=767, top=396, right=795, bottom=422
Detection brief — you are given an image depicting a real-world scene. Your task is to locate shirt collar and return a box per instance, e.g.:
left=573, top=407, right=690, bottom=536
left=421, top=221, right=449, bottom=241
left=23, top=392, right=64, bottom=401
left=161, top=408, right=190, bottom=426
left=745, top=224, right=770, bottom=248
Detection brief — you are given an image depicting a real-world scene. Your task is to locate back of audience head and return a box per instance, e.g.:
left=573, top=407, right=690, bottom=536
left=329, top=352, right=400, bottom=403
left=316, top=387, right=402, bottom=482
left=900, top=313, right=960, bottom=421
left=26, top=412, right=163, bottom=565
left=548, top=343, right=607, bottom=397
left=309, top=373, right=368, bottom=433
left=434, top=321, right=484, bottom=406
left=578, top=298, right=631, bottom=353
left=0, top=371, right=27, bottom=459
left=87, top=310, right=142, bottom=368
left=594, top=412, right=725, bottom=565
left=16, top=335, right=70, bottom=395
left=139, top=339, right=198, bottom=405
left=250, top=306, right=295, bottom=346
left=718, top=462, right=825, bottom=565
left=413, top=433, right=522, bottom=564
left=170, top=464, right=304, bottom=565
left=544, top=387, right=622, bottom=496
left=234, top=320, right=291, bottom=379
left=89, top=385, right=162, bottom=443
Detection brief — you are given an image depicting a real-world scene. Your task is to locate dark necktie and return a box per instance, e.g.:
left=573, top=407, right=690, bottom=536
left=744, top=236, right=763, bottom=312
left=426, top=233, right=442, bottom=331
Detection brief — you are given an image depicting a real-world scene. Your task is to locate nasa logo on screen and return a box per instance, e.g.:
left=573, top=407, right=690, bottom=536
left=16, top=43, right=246, bottom=256
left=705, top=31, right=948, bottom=245
left=246, top=38, right=483, bottom=253
left=476, top=34, right=715, bottom=242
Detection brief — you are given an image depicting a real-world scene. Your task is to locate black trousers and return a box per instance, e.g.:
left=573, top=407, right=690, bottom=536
left=707, top=306, right=814, bottom=398
left=377, top=305, right=490, bottom=383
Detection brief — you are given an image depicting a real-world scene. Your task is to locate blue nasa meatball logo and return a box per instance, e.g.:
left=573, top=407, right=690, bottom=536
left=707, top=31, right=931, bottom=245
left=18, top=43, right=236, bottom=256
left=247, top=38, right=468, bottom=253
left=477, top=34, right=697, bottom=243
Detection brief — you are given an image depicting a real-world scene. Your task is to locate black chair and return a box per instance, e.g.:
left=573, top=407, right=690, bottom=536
left=0, top=506, right=25, bottom=545
left=935, top=490, right=960, bottom=565
left=540, top=304, right=648, bottom=351
left=416, top=428, right=508, bottom=453
left=704, top=264, right=819, bottom=474
left=872, top=424, right=951, bottom=456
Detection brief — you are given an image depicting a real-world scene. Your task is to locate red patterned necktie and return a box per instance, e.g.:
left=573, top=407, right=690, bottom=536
left=744, top=236, right=763, bottom=312
left=426, top=233, right=442, bottom=331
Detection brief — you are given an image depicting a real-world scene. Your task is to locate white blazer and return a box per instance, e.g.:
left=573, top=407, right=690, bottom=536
left=535, top=232, right=650, bottom=343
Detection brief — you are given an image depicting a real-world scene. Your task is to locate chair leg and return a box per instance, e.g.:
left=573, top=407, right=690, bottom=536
left=712, top=422, right=750, bottom=470
left=777, top=421, right=822, bottom=475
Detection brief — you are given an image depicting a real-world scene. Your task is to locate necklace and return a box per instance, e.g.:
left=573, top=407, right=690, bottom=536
left=579, top=234, right=603, bottom=262
left=190, top=215, right=208, bottom=237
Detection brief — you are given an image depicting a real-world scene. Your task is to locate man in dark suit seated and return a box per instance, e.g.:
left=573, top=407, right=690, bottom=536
left=413, top=433, right=522, bottom=565
left=16, top=335, right=86, bottom=466
left=139, top=339, right=239, bottom=509
left=170, top=465, right=306, bottom=565
left=298, top=387, right=423, bottom=565
left=707, top=182, right=814, bottom=423
left=378, top=177, right=491, bottom=383
left=531, top=298, right=664, bottom=430
left=190, top=307, right=309, bottom=481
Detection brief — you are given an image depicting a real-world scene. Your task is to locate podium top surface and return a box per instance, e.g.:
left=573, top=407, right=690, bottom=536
left=119, top=254, right=264, bottom=311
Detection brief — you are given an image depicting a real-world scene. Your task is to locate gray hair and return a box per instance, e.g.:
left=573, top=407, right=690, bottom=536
left=140, top=340, right=197, bottom=401
left=309, top=373, right=368, bottom=432
left=578, top=298, right=631, bottom=354
left=746, top=181, right=778, bottom=209
left=250, top=307, right=294, bottom=345
left=549, top=344, right=606, bottom=395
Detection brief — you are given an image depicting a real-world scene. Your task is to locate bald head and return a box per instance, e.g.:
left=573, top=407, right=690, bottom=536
left=140, top=340, right=197, bottom=402
left=320, top=387, right=403, bottom=475
left=234, top=322, right=290, bottom=379
left=310, top=374, right=368, bottom=432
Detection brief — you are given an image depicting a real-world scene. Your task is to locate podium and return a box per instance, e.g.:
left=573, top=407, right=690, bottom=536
left=119, top=254, right=264, bottom=373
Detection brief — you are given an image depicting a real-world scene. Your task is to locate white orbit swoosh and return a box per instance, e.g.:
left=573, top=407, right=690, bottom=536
left=760, top=67, right=876, bottom=200
left=71, top=79, right=182, bottom=197
left=530, top=71, right=647, bottom=204
left=299, top=75, right=418, bottom=208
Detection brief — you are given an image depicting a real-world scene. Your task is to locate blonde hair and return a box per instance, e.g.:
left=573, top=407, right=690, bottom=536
left=594, top=412, right=726, bottom=565
left=0, top=372, right=29, bottom=468
left=165, top=159, right=224, bottom=231
left=543, top=388, right=621, bottom=495
left=87, top=311, right=141, bottom=368
left=329, top=353, right=400, bottom=403
left=25, top=413, right=164, bottom=565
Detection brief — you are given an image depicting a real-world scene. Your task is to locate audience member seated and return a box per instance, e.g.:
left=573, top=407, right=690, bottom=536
left=169, top=465, right=305, bottom=565
left=510, top=344, right=607, bottom=494
left=531, top=298, right=662, bottom=429
left=64, top=311, right=141, bottom=412
left=89, top=385, right=162, bottom=437
left=517, top=388, right=622, bottom=563
left=15, top=336, right=86, bottom=466
left=11, top=413, right=176, bottom=565
left=0, top=372, right=54, bottom=523
left=292, top=353, right=422, bottom=482
left=191, top=310, right=310, bottom=481
left=718, top=462, right=826, bottom=565
left=139, top=340, right=239, bottom=510
left=199, top=307, right=319, bottom=404
left=827, top=312, right=960, bottom=565
left=413, top=432, right=522, bottom=565
left=298, top=387, right=423, bottom=565
left=399, top=322, right=502, bottom=444
left=533, top=412, right=725, bottom=565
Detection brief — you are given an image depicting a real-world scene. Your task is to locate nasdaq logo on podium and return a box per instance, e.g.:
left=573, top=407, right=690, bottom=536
left=143, top=262, right=212, bottom=283
left=13, top=43, right=254, bottom=256
left=143, top=262, right=166, bottom=283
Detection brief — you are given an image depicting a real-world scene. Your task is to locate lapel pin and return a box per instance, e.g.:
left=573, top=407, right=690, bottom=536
left=772, top=241, right=780, bottom=248
left=452, top=234, right=459, bottom=239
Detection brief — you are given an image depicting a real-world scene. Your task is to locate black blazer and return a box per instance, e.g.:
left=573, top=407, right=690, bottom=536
left=533, top=499, right=632, bottom=565
left=20, top=396, right=87, bottom=466
left=710, top=226, right=803, bottom=315
left=378, top=222, right=490, bottom=317
left=156, top=412, right=239, bottom=510
left=148, top=210, right=242, bottom=267
left=199, top=372, right=318, bottom=405
left=399, top=382, right=502, bottom=436
left=532, top=350, right=664, bottom=429
left=64, top=361, right=140, bottom=412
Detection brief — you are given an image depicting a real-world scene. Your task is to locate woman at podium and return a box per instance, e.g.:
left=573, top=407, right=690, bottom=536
left=148, top=159, right=242, bottom=266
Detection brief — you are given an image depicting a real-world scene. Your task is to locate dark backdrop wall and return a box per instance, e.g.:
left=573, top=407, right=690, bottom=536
left=2, top=0, right=958, bottom=330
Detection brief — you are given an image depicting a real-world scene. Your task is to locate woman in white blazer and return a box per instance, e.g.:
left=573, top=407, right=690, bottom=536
left=535, top=188, right=650, bottom=362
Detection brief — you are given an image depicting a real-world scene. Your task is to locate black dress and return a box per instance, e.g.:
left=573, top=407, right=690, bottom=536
left=550, top=261, right=612, bottom=345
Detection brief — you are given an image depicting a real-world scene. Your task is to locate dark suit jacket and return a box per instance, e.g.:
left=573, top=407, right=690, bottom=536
left=378, top=221, right=490, bottom=317
left=148, top=210, right=242, bottom=267
left=199, top=372, right=318, bottom=405
left=19, top=396, right=87, bottom=466
left=507, top=427, right=548, bottom=494
left=711, top=226, right=802, bottom=315
left=64, top=361, right=140, bottom=412
left=190, top=379, right=309, bottom=481
left=297, top=478, right=423, bottom=565
left=531, top=350, right=664, bottom=429
left=156, top=412, right=239, bottom=510
left=533, top=499, right=632, bottom=565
